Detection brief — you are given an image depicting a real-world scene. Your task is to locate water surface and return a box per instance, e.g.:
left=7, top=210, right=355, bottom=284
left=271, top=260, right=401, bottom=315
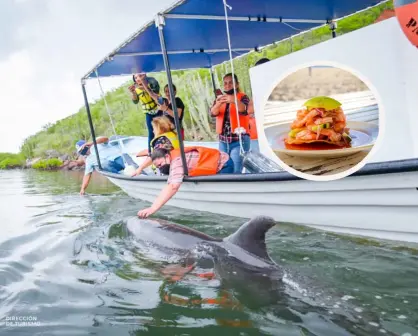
left=0, top=170, right=417, bottom=335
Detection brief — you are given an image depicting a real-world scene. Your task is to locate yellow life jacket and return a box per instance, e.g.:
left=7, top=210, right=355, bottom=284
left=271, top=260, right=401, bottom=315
left=150, top=131, right=180, bottom=150
left=135, top=87, right=158, bottom=113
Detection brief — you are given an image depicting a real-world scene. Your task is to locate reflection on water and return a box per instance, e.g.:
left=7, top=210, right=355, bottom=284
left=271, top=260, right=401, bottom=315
left=0, top=169, right=417, bottom=335
left=24, top=169, right=120, bottom=195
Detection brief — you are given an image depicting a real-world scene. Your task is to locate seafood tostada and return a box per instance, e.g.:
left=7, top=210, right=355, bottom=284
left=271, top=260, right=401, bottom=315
left=285, top=96, right=352, bottom=150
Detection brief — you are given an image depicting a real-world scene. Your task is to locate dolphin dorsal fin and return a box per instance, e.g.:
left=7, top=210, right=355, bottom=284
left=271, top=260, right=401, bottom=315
left=224, top=216, right=276, bottom=262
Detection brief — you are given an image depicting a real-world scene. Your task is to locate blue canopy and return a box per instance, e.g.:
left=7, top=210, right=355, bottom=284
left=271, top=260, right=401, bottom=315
left=83, top=0, right=384, bottom=79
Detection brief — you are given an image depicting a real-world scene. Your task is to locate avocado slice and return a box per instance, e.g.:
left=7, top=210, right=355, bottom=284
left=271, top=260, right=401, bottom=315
left=303, top=96, right=342, bottom=110
left=311, top=123, right=330, bottom=132
left=343, top=132, right=352, bottom=142
left=288, top=128, right=304, bottom=138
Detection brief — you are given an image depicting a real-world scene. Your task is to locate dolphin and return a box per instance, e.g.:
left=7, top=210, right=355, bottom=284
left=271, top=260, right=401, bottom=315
left=125, top=215, right=280, bottom=273
left=125, top=215, right=288, bottom=310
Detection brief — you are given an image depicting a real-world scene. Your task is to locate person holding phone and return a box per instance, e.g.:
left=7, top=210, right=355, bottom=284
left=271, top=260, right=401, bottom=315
left=210, top=73, right=252, bottom=174
left=129, top=73, right=164, bottom=154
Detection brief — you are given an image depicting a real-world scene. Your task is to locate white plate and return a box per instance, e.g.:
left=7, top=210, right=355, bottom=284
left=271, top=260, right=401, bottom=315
left=264, top=121, right=379, bottom=158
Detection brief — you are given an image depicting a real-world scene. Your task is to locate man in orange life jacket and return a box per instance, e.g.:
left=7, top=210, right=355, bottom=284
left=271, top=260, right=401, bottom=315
left=210, top=73, right=252, bottom=173
left=137, top=146, right=234, bottom=218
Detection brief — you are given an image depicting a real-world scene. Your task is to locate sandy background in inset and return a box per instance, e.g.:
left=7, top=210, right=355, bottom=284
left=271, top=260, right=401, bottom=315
left=268, top=67, right=369, bottom=102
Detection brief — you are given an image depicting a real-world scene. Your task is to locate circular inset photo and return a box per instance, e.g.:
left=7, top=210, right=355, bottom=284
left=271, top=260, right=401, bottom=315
left=263, top=65, right=381, bottom=181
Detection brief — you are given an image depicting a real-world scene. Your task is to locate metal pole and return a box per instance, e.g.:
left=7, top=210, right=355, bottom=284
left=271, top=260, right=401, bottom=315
left=155, top=14, right=188, bottom=176
left=81, top=81, right=102, bottom=170
left=209, top=66, right=217, bottom=98
left=164, top=13, right=327, bottom=24
left=115, top=48, right=252, bottom=57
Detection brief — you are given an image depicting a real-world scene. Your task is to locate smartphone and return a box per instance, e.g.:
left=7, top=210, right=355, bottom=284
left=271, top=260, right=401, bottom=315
left=157, top=96, right=165, bottom=105
left=215, top=89, right=223, bottom=97
left=79, top=145, right=90, bottom=156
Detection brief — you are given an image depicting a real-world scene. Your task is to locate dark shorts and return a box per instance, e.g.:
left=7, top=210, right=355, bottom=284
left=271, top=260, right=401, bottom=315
left=105, top=156, right=125, bottom=173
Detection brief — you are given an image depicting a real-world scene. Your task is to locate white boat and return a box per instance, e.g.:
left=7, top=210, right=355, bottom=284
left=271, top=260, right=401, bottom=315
left=80, top=0, right=418, bottom=243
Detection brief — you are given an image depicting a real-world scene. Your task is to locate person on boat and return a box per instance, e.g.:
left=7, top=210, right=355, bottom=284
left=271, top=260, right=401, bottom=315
left=76, top=137, right=126, bottom=195
left=137, top=146, right=234, bottom=218
left=210, top=73, right=251, bottom=173
left=129, top=73, right=164, bottom=154
left=159, top=84, right=186, bottom=140
left=131, top=116, right=180, bottom=176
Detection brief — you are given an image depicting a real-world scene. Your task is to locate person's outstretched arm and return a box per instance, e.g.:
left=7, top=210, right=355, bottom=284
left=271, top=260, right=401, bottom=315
left=131, top=156, right=152, bottom=176
left=137, top=182, right=181, bottom=218
left=80, top=173, right=92, bottom=195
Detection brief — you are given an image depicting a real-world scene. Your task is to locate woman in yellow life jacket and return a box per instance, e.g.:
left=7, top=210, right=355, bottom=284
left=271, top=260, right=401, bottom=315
left=131, top=116, right=180, bottom=176
left=129, top=73, right=164, bottom=155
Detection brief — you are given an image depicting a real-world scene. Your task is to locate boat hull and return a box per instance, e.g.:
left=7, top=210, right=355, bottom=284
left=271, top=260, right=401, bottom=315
left=104, top=169, right=418, bottom=244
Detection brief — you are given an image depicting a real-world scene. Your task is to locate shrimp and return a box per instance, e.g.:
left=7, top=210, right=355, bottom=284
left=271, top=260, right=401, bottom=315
left=291, top=109, right=320, bottom=129
left=334, top=121, right=346, bottom=133
left=295, top=129, right=317, bottom=140
left=334, top=108, right=346, bottom=122
left=313, top=107, right=327, bottom=117
left=320, top=129, right=342, bottom=142
left=314, top=117, right=333, bottom=125
left=296, top=108, right=309, bottom=119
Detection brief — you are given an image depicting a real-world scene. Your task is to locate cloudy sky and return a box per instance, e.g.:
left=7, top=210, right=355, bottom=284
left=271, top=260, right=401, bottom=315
left=0, top=0, right=174, bottom=153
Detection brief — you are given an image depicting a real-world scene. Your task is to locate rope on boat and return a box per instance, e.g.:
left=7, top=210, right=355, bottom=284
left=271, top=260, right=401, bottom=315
left=94, top=70, right=134, bottom=171
left=222, top=0, right=245, bottom=155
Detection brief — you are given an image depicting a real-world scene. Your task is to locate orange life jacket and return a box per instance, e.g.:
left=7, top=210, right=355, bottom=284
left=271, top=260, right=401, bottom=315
left=216, top=92, right=250, bottom=135
left=249, top=117, right=258, bottom=140
left=171, top=146, right=221, bottom=177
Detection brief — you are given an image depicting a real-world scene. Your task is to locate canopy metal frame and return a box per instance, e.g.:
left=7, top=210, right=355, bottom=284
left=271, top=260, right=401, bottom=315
left=164, top=13, right=329, bottom=24
left=81, top=80, right=102, bottom=170
left=113, top=48, right=253, bottom=57
left=155, top=13, right=189, bottom=175
left=78, top=16, right=337, bottom=174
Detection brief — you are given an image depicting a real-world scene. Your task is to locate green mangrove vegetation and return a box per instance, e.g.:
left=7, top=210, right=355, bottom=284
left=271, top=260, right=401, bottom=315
left=0, top=153, right=26, bottom=169
left=31, top=158, right=63, bottom=170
